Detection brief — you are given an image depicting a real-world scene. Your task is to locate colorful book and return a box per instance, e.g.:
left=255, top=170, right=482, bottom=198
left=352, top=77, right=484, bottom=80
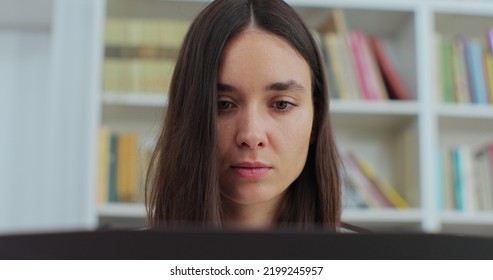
left=369, top=36, right=411, bottom=100
left=356, top=156, right=410, bottom=209
left=343, top=153, right=389, bottom=208
left=436, top=148, right=444, bottom=210
left=108, top=132, right=119, bottom=203
left=484, top=53, right=493, bottom=104
left=342, top=179, right=368, bottom=209
left=360, top=33, right=388, bottom=100
left=324, top=33, right=348, bottom=99
left=441, top=146, right=456, bottom=210
left=459, top=146, right=477, bottom=212
left=317, top=32, right=340, bottom=99
left=487, top=27, right=493, bottom=54
left=350, top=31, right=378, bottom=100
left=316, top=8, right=362, bottom=100
left=440, top=37, right=454, bottom=103
left=435, top=34, right=443, bottom=103
left=338, top=34, right=363, bottom=100
left=344, top=153, right=394, bottom=208
left=116, top=132, right=138, bottom=203
left=97, top=127, right=110, bottom=205
left=451, top=36, right=471, bottom=103
left=452, top=148, right=465, bottom=211
left=465, top=39, right=488, bottom=104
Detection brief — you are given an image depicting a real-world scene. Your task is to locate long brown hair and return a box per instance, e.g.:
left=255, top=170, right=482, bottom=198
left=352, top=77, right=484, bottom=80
left=146, top=0, right=341, bottom=230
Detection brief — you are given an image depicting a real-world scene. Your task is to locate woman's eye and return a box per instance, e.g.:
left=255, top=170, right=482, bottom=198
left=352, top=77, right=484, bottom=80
left=218, top=100, right=234, bottom=110
left=273, top=101, right=293, bottom=111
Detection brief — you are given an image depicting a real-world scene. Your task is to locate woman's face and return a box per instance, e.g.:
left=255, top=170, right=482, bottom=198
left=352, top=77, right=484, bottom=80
left=216, top=29, right=314, bottom=210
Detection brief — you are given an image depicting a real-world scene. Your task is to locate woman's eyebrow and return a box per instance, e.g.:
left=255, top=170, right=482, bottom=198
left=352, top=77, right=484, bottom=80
left=217, top=83, right=235, bottom=92
left=265, top=80, right=306, bottom=92
left=217, top=80, right=306, bottom=92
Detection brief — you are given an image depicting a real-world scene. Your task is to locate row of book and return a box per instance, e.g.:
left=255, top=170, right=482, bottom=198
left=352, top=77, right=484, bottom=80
left=103, top=18, right=190, bottom=94
left=97, top=127, right=152, bottom=204
left=102, top=11, right=413, bottom=101
left=314, top=9, right=412, bottom=101
left=437, top=144, right=493, bottom=212
left=436, top=27, right=493, bottom=105
left=342, top=152, right=410, bottom=209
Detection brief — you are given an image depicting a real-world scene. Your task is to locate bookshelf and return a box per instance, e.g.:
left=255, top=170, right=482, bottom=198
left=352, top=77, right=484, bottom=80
left=92, top=0, right=493, bottom=235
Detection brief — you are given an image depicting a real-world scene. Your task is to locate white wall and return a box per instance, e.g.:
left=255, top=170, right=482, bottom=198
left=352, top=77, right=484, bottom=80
left=0, top=0, right=105, bottom=233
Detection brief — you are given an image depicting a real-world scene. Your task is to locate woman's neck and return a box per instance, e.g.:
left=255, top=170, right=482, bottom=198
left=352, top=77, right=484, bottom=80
left=222, top=199, right=281, bottom=230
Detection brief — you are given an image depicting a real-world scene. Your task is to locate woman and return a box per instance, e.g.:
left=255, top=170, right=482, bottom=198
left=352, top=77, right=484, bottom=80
left=145, top=0, right=341, bottom=230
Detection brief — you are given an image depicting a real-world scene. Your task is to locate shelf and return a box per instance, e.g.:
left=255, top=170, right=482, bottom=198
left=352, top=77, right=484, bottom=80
left=103, top=92, right=167, bottom=107
left=342, top=208, right=423, bottom=231
left=330, top=100, right=419, bottom=132
left=437, top=104, right=493, bottom=120
left=441, top=211, right=493, bottom=225
left=106, top=0, right=207, bottom=20
left=433, top=2, right=493, bottom=18
left=440, top=211, right=493, bottom=236
left=331, top=100, right=419, bottom=115
left=343, top=208, right=422, bottom=221
left=98, top=203, right=146, bottom=218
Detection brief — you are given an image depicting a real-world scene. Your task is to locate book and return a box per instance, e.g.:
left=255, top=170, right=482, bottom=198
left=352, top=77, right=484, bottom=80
left=486, top=145, right=493, bottom=210
left=360, top=33, right=388, bottom=100
left=356, top=156, right=409, bottom=209
left=369, top=36, right=411, bottom=100
left=465, top=39, right=488, bottom=104
left=324, top=33, right=348, bottom=99
left=343, top=153, right=389, bottom=208
left=317, top=31, right=340, bottom=99
left=342, top=178, right=368, bottom=209
left=435, top=34, right=443, bottom=103
left=440, top=146, right=456, bottom=210
left=436, top=148, right=444, bottom=210
left=344, top=153, right=394, bottom=208
left=108, top=132, right=119, bottom=203
left=451, top=36, right=471, bottom=103
left=474, top=144, right=493, bottom=211
left=136, top=147, right=152, bottom=203
left=318, top=9, right=362, bottom=101
left=484, top=53, right=493, bottom=104
left=338, top=34, right=363, bottom=100
left=116, top=132, right=138, bottom=202
left=458, top=146, right=477, bottom=212
left=487, top=27, right=493, bottom=54
left=440, top=37, right=455, bottom=103
left=474, top=148, right=490, bottom=211
left=350, top=31, right=378, bottom=100
left=97, top=127, right=110, bottom=205
left=103, top=18, right=188, bottom=94
left=451, top=148, right=462, bottom=210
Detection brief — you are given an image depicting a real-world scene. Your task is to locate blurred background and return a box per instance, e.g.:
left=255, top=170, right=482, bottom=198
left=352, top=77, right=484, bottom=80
left=1, top=0, right=493, bottom=236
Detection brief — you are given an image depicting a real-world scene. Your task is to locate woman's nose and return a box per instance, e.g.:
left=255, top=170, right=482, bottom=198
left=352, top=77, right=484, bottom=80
left=235, top=108, right=267, bottom=149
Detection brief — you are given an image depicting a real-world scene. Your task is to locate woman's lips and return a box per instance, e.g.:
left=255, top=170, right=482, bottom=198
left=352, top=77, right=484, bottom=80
left=231, top=162, right=271, bottom=179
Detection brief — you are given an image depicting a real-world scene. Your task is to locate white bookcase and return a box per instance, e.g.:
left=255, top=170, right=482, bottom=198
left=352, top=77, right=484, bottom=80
left=4, top=0, right=491, bottom=234
left=94, top=0, right=493, bottom=235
